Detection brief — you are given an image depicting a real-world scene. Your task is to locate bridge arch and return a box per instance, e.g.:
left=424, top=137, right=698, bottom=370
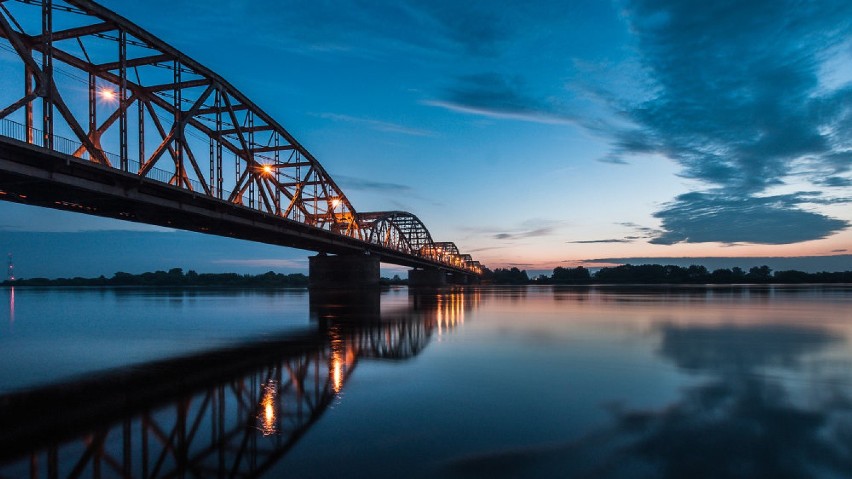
left=357, top=211, right=434, bottom=255
left=0, top=0, right=483, bottom=275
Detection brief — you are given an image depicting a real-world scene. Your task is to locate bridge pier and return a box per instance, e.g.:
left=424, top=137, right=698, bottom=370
left=309, top=254, right=381, bottom=289
left=408, top=268, right=447, bottom=288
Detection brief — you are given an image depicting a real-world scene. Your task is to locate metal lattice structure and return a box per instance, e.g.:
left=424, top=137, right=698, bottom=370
left=357, top=211, right=434, bottom=255
left=0, top=0, right=482, bottom=275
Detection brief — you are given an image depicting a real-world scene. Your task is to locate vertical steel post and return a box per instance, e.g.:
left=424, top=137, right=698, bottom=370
left=174, top=60, right=182, bottom=186
left=248, top=111, right=254, bottom=208
left=209, top=136, right=214, bottom=196
left=24, top=64, right=33, bottom=143
left=41, top=0, right=53, bottom=150
left=215, top=92, right=223, bottom=199
left=119, top=29, right=128, bottom=170
left=138, top=94, right=144, bottom=171
left=88, top=72, right=96, bottom=158
left=274, top=133, right=280, bottom=214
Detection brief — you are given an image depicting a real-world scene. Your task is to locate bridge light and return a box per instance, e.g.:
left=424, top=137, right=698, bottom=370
left=98, top=87, right=117, bottom=102
left=261, top=164, right=273, bottom=175
left=330, top=198, right=341, bottom=209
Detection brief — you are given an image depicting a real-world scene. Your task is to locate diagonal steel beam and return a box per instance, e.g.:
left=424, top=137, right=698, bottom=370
left=28, top=21, right=113, bottom=43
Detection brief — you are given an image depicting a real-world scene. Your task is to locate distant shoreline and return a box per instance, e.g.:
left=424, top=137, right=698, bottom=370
left=2, top=264, right=851, bottom=288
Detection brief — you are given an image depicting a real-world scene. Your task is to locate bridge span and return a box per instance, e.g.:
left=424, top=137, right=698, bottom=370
left=0, top=0, right=482, bottom=286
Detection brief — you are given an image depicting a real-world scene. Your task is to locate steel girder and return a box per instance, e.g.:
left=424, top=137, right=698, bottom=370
left=0, top=0, right=483, bottom=274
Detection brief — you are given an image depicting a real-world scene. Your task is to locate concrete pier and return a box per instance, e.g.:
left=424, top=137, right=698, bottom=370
left=309, top=254, right=381, bottom=289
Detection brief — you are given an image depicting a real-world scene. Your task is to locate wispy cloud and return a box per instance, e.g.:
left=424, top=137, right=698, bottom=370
left=494, top=227, right=555, bottom=240
left=491, top=219, right=563, bottom=241
left=316, top=113, right=435, bottom=137
left=426, top=73, right=575, bottom=124
left=568, top=238, right=633, bottom=244
left=334, top=175, right=413, bottom=193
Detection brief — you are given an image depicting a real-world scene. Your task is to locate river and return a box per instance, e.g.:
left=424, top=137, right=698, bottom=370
left=1, top=285, right=850, bottom=478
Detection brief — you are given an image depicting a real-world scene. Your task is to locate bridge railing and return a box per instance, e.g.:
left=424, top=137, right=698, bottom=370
left=0, top=117, right=256, bottom=207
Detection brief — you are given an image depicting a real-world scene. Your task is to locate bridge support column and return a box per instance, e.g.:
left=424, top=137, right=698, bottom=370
left=309, top=254, right=380, bottom=289
left=408, top=268, right=447, bottom=288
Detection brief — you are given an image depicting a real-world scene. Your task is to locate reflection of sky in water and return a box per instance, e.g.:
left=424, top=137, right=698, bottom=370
left=0, top=285, right=850, bottom=478
left=0, top=288, right=313, bottom=392
left=276, top=286, right=852, bottom=479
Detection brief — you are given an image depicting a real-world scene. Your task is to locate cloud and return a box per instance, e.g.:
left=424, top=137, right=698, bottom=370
left=426, top=73, right=575, bottom=124
left=494, top=227, right=555, bottom=240
left=832, top=249, right=848, bottom=253
left=599, top=0, right=852, bottom=243
left=650, top=191, right=849, bottom=244
left=465, top=219, right=563, bottom=242
left=568, top=238, right=633, bottom=244
left=316, top=113, right=435, bottom=137
left=597, top=155, right=629, bottom=165
left=334, top=175, right=413, bottom=193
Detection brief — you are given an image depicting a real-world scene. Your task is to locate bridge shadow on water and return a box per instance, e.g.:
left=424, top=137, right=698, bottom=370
left=0, top=287, right=478, bottom=478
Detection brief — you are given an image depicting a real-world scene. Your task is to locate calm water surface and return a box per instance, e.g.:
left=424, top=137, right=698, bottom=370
left=1, top=285, right=851, bottom=478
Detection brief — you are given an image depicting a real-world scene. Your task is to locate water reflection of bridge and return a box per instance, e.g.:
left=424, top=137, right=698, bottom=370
left=0, top=288, right=479, bottom=478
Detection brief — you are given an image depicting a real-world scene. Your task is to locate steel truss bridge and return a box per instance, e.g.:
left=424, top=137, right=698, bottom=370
left=0, top=0, right=482, bottom=276
left=0, top=289, right=474, bottom=478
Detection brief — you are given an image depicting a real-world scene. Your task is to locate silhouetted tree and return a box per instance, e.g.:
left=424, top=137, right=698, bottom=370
left=491, top=267, right=529, bottom=284
left=552, top=266, right=591, bottom=284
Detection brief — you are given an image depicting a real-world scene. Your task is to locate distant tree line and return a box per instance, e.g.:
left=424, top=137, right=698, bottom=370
left=5, top=264, right=850, bottom=288
left=3, top=268, right=309, bottom=287
left=483, top=264, right=852, bottom=285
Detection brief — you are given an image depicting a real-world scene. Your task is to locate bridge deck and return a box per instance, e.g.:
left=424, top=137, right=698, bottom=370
left=0, top=137, right=470, bottom=272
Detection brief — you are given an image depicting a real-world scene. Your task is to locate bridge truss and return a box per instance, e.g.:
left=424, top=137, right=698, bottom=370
left=0, top=0, right=482, bottom=275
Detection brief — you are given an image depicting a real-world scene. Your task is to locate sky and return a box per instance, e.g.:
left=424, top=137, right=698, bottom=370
left=1, top=0, right=851, bottom=277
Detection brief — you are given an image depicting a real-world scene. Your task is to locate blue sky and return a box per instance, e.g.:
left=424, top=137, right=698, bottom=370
left=1, top=0, right=851, bottom=277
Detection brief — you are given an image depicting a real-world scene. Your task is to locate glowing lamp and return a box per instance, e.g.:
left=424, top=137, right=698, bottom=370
left=98, top=87, right=117, bottom=102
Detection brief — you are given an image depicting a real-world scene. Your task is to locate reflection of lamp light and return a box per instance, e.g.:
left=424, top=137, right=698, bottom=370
left=332, top=351, right=343, bottom=393
left=328, top=326, right=345, bottom=394
left=257, top=379, right=279, bottom=436
left=8, top=287, right=14, bottom=325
